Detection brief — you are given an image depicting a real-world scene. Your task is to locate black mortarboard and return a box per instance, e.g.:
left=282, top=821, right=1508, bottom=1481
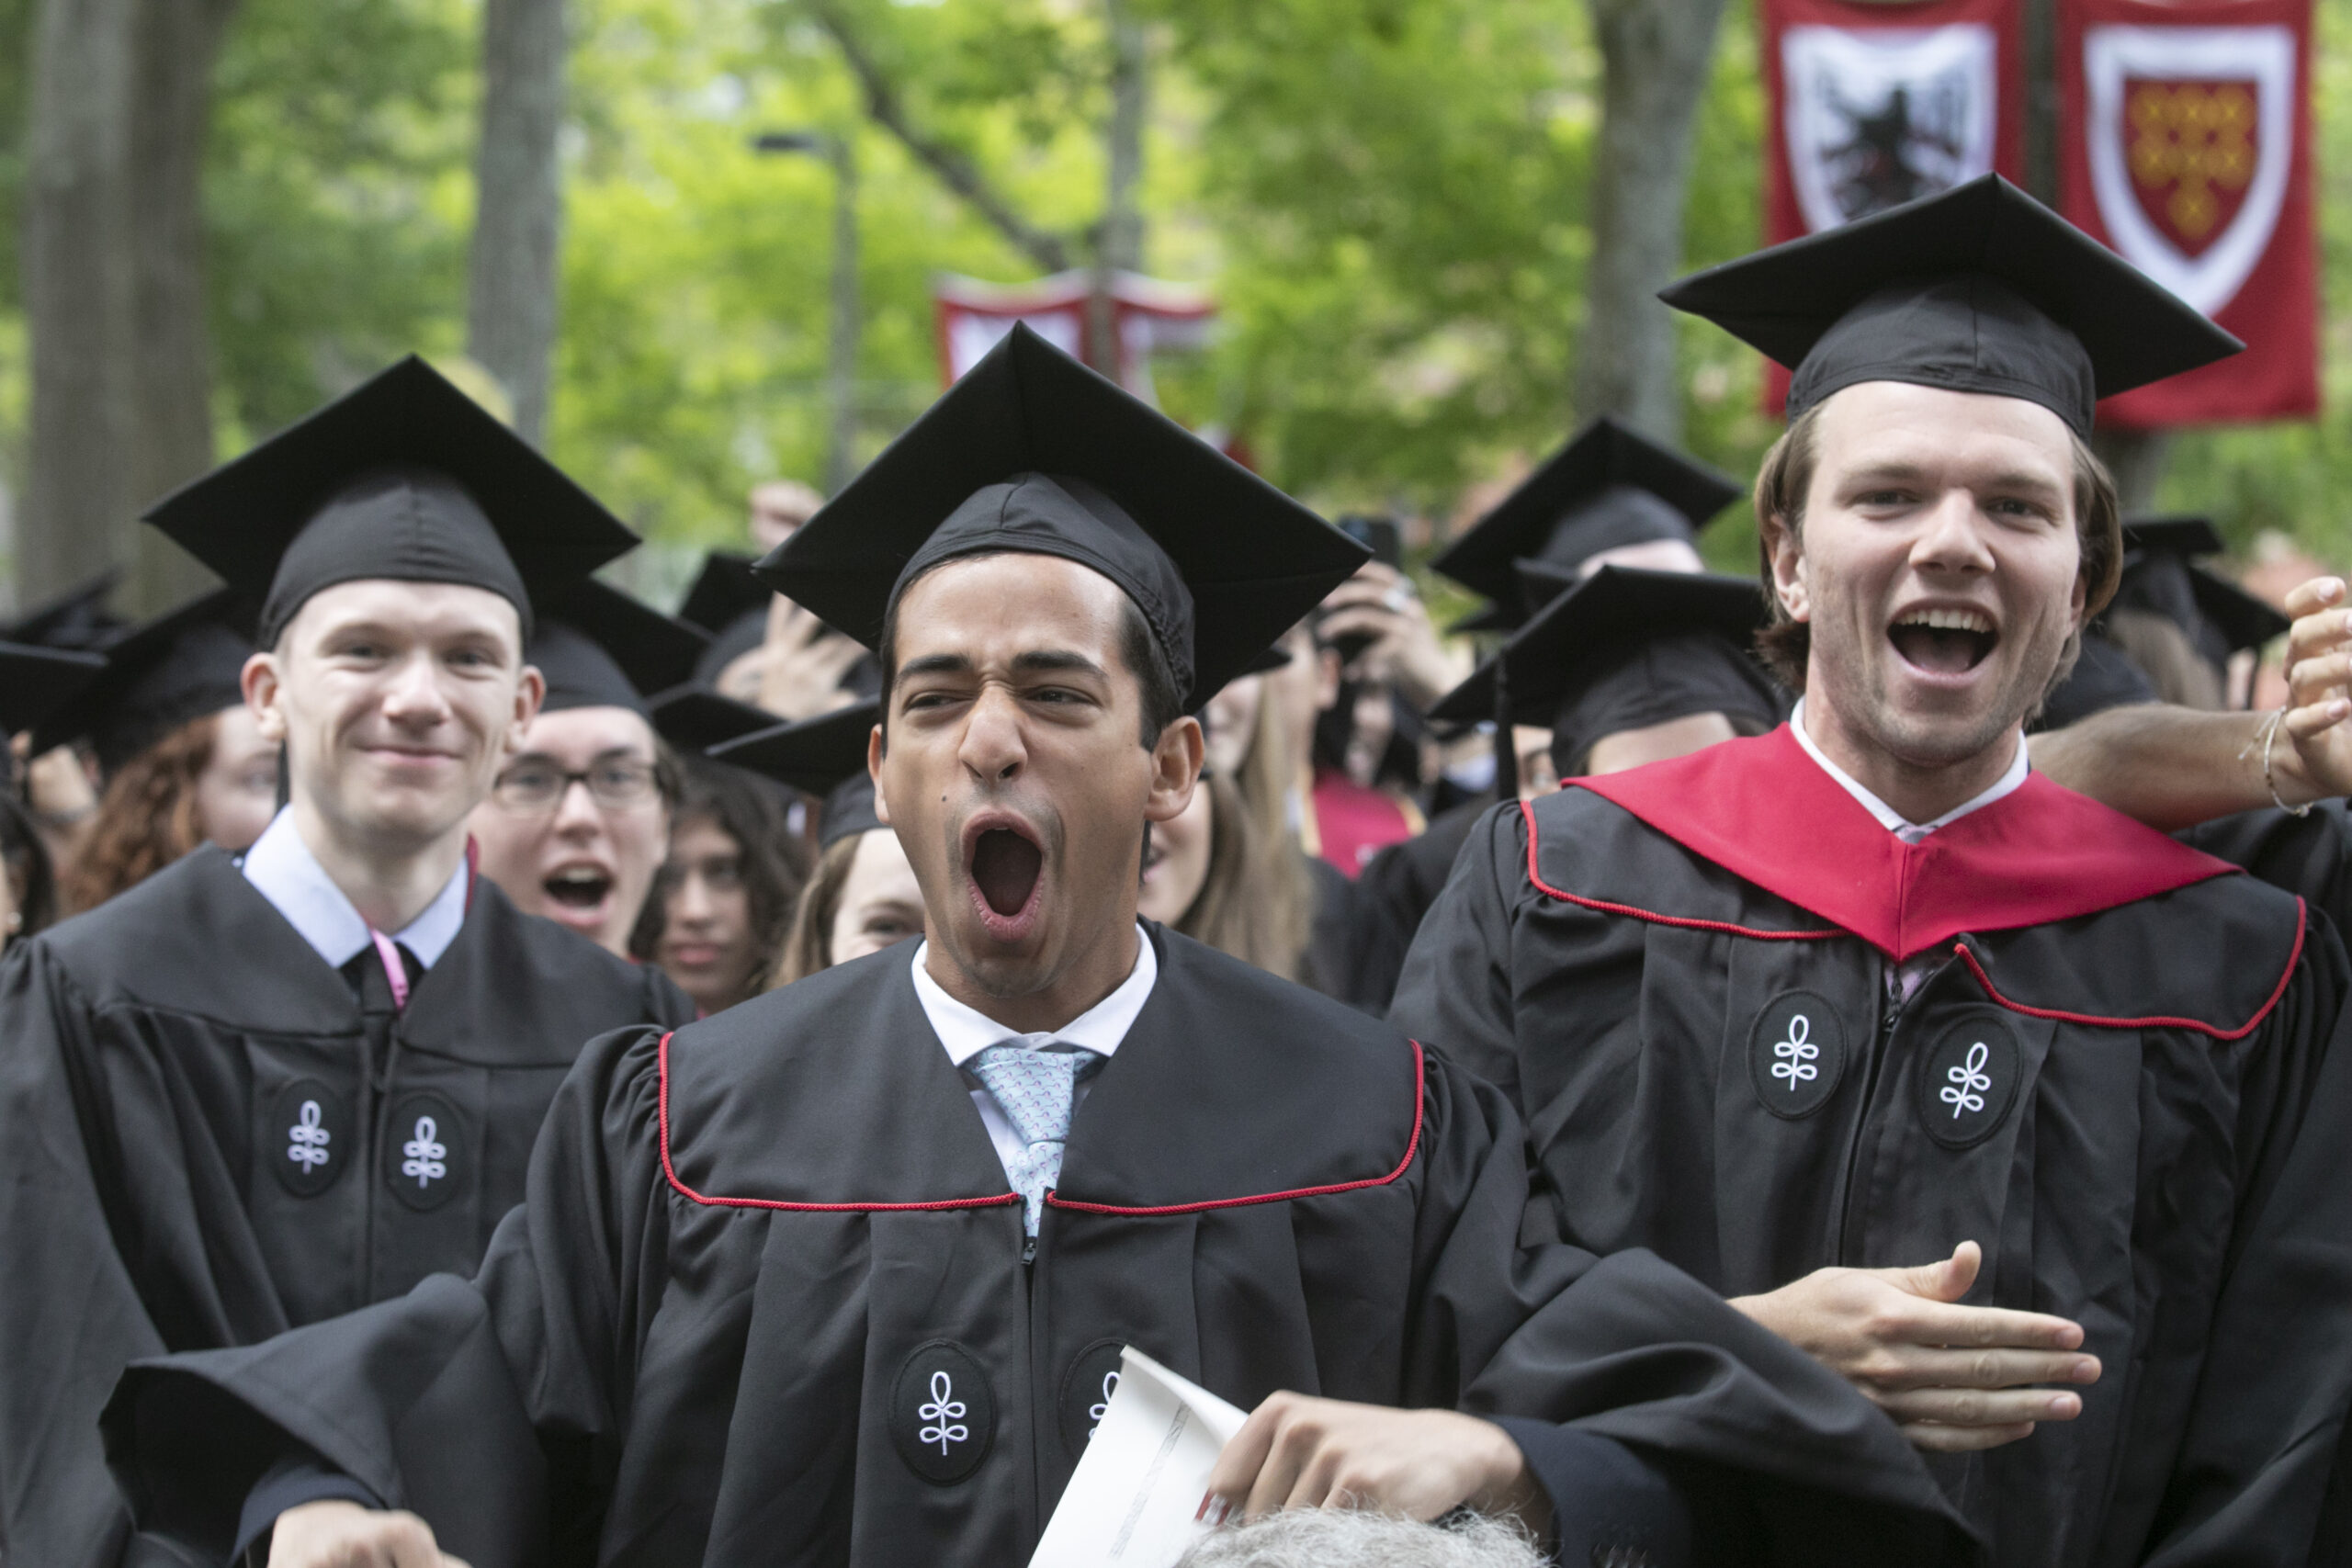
left=1430, top=568, right=1780, bottom=785
left=678, top=551, right=772, bottom=637
left=2122, top=516, right=2225, bottom=560
left=143, top=355, right=639, bottom=648
left=527, top=580, right=710, bottom=717
left=2108, top=515, right=2285, bottom=661
left=0, top=642, right=107, bottom=741
left=6, top=570, right=126, bottom=652
left=31, top=589, right=255, bottom=774
left=1660, top=175, right=2242, bottom=438
left=759, top=324, right=1365, bottom=707
left=1433, top=420, right=1741, bottom=631
left=647, top=684, right=786, bottom=755
left=707, top=701, right=884, bottom=850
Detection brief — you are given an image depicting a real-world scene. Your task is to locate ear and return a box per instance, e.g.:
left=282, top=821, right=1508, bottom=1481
left=867, top=720, right=891, bottom=826
left=1144, top=715, right=1204, bottom=827
left=243, top=652, right=288, bottom=744
left=1762, top=510, right=1811, bottom=625
left=508, top=665, right=546, bottom=755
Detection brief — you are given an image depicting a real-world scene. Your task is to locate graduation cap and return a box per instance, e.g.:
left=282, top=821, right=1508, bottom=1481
left=1660, top=175, right=2242, bottom=439
left=677, top=551, right=772, bottom=637
left=758, top=324, right=1366, bottom=708
left=0, top=642, right=107, bottom=741
left=142, top=355, right=639, bottom=649
left=30, top=589, right=255, bottom=775
left=1433, top=420, right=1742, bottom=632
left=2108, top=514, right=2286, bottom=660
left=647, top=684, right=786, bottom=756
left=707, top=700, right=884, bottom=850
left=6, top=570, right=125, bottom=651
left=1430, top=567, right=1780, bottom=784
left=528, top=579, right=710, bottom=717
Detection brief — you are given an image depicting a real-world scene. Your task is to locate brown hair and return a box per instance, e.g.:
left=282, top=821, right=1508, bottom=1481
left=628, top=755, right=811, bottom=993
left=62, top=713, right=219, bottom=913
left=771, top=831, right=865, bottom=987
left=1227, top=671, right=1318, bottom=983
left=1170, top=772, right=1301, bottom=974
left=1750, top=399, right=2124, bottom=692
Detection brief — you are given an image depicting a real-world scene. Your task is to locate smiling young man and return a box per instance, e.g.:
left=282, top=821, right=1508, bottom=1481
left=0, top=359, right=694, bottom=1568
left=1392, top=176, right=2352, bottom=1565
left=101, top=327, right=1975, bottom=1568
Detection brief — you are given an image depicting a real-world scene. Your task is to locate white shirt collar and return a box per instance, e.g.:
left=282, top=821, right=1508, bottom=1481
left=909, top=926, right=1158, bottom=1066
left=240, top=807, right=469, bottom=971
left=1788, top=699, right=2030, bottom=847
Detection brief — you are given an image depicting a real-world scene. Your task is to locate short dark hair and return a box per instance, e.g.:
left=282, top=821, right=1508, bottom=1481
left=1752, top=398, right=2124, bottom=693
left=877, top=554, right=1187, bottom=749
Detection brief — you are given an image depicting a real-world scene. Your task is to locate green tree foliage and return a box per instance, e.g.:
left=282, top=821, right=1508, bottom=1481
left=2, top=0, right=2350, bottom=578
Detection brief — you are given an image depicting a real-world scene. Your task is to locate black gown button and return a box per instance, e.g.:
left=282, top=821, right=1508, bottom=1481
left=268, top=1077, right=353, bottom=1197
left=381, top=1090, right=466, bottom=1212
left=1917, top=1012, right=2023, bottom=1150
left=1060, top=1338, right=1128, bottom=1459
left=1747, top=989, right=1845, bottom=1119
left=890, top=1341, right=996, bottom=1484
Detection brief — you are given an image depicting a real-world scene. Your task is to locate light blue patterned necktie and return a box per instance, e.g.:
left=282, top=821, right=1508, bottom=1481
left=967, top=1044, right=1102, bottom=1236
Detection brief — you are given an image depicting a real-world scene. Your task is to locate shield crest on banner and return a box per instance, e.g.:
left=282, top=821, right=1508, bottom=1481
left=1781, top=24, right=1999, bottom=233
left=2085, top=24, right=2295, bottom=316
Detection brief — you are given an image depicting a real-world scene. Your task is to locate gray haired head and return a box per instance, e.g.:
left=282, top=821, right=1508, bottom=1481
left=1174, top=1510, right=1543, bottom=1568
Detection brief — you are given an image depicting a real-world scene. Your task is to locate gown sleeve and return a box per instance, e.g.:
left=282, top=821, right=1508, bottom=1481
left=1385, top=804, right=1527, bottom=1101
left=101, top=1023, right=678, bottom=1568
left=0, top=942, right=164, bottom=1568
left=1400, top=1046, right=1979, bottom=1565
left=2179, top=801, right=2352, bottom=942
left=2147, top=923, right=2352, bottom=1564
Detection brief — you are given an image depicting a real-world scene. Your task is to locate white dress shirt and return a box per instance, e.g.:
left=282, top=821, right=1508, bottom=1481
left=1788, top=701, right=2031, bottom=999
left=240, top=807, right=469, bottom=973
left=909, top=926, right=1158, bottom=1181
left=1788, top=698, right=2030, bottom=844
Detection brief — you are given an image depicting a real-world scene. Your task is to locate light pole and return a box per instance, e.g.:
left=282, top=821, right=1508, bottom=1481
left=752, top=130, right=859, bottom=497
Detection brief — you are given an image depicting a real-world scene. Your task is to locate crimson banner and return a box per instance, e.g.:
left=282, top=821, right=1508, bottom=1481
left=1758, top=0, right=2025, bottom=408
left=2058, top=0, right=2317, bottom=426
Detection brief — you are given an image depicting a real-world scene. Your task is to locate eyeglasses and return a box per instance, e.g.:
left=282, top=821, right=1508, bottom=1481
left=490, top=758, right=660, bottom=813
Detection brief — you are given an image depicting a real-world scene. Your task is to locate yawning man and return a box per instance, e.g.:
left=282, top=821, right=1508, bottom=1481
left=1394, top=175, right=2352, bottom=1565
left=105, top=328, right=1975, bottom=1568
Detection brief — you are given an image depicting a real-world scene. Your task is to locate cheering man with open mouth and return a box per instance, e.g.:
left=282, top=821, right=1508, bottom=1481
left=1394, top=175, right=2352, bottom=1565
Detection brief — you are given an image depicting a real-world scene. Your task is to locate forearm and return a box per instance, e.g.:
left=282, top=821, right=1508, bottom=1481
left=2030, top=705, right=2325, bottom=831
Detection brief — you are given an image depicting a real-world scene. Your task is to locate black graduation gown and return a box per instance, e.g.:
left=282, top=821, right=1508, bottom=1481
left=1391, top=727, right=2352, bottom=1567
left=103, top=928, right=1972, bottom=1567
left=0, top=844, right=693, bottom=1568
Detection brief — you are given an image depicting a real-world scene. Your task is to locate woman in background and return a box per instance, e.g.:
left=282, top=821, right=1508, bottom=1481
left=62, top=705, right=277, bottom=913
left=631, top=753, right=808, bottom=1015
left=772, top=777, right=924, bottom=986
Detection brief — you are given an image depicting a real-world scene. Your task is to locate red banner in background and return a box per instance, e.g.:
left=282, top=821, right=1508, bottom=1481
left=2059, top=0, right=2316, bottom=427
left=1758, top=0, right=2024, bottom=408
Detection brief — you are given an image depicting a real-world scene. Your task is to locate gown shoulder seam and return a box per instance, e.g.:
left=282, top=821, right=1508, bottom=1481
left=1518, top=798, right=1846, bottom=943
left=1951, top=899, right=2307, bottom=1040
left=656, top=1031, right=1022, bottom=1213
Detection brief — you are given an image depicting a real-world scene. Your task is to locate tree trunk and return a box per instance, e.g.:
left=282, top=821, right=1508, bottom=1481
left=127, top=0, right=237, bottom=610
left=1573, top=0, right=1730, bottom=444
left=1087, top=0, right=1147, bottom=378
left=21, top=0, right=232, bottom=616
left=467, top=0, right=567, bottom=446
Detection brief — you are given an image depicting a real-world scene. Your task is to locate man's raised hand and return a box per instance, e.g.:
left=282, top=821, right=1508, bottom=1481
left=1730, top=1240, right=2099, bottom=1452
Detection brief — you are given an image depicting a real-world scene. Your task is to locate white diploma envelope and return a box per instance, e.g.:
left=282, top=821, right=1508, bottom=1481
left=1028, top=1346, right=1249, bottom=1568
